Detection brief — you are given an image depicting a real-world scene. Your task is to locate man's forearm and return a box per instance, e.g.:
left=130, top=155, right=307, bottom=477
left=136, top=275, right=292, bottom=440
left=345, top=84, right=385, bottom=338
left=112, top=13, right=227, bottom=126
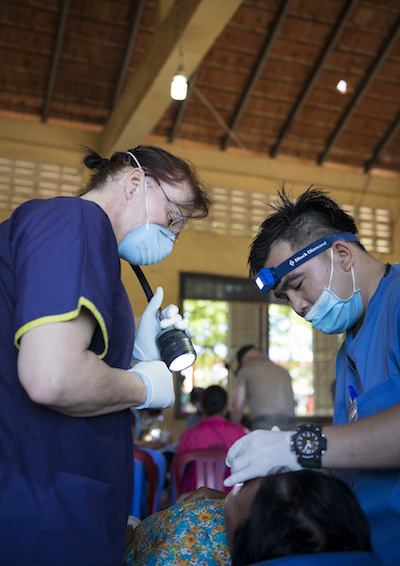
left=322, top=403, right=400, bottom=469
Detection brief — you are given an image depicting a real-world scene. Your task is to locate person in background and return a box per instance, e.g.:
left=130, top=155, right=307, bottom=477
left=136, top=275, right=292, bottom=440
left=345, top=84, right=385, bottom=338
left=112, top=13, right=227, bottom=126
left=174, top=385, right=249, bottom=492
left=224, top=187, right=400, bottom=566
left=0, top=144, right=209, bottom=566
left=124, top=468, right=376, bottom=566
left=186, top=386, right=204, bottom=428
left=232, top=345, right=296, bottom=431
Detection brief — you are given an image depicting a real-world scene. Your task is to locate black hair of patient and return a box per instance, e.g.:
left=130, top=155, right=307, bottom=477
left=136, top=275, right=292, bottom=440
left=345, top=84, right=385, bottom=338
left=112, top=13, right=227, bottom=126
left=232, top=469, right=373, bottom=566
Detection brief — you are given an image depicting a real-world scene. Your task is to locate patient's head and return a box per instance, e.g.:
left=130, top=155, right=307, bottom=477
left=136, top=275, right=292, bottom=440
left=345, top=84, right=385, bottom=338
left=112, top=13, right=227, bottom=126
left=224, top=469, right=372, bottom=566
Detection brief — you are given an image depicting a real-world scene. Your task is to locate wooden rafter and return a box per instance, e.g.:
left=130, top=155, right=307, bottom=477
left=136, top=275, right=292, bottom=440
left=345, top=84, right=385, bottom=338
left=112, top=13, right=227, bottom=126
left=42, top=0, right=70, bottom=122
left=110, top=0, right=146, bottom=111
left=271, top=0, right=358, bottom=158
left=221, top=0, right=293, bottom=151
left=365, top=111, right=400, bottom=172
left=318, top=14, right=400, bottom=165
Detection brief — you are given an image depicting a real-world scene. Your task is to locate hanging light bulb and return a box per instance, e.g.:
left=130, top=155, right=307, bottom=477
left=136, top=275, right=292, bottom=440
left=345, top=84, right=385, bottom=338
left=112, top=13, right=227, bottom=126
left=336, top=79, right=348, bottom=94
left=170, top=65, right=188, bottom=101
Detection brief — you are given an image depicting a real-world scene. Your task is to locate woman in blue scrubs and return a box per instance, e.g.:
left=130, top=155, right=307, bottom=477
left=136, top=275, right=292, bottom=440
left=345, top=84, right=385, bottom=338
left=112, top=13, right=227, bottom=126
left=224, top=188, right=400, bottom=566
left=0, top=146, right=209, bottom=566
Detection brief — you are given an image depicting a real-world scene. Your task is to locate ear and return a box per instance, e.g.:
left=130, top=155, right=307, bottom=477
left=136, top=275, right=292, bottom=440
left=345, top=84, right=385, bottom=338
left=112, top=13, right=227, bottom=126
left=123, top=167, right=144, bottom=201
left=332, top=240, right=355, bottom=273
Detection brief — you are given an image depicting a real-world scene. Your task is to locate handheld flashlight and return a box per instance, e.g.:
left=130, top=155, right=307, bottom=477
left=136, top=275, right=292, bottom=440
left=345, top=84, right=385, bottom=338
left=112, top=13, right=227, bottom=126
left=131, top=264, right=197, bottom=372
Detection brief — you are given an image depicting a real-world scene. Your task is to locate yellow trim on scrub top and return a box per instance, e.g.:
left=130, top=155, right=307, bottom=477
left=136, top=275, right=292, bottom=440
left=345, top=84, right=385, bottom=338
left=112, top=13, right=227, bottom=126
left=14, top=296, right=109, bottom=359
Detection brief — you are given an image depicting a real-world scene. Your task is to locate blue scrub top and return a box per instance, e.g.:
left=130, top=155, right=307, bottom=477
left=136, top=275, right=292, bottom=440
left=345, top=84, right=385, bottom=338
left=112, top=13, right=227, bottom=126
left=334, top=263, right=400, bottom=566
left=0, top=197, right=135, bottom=566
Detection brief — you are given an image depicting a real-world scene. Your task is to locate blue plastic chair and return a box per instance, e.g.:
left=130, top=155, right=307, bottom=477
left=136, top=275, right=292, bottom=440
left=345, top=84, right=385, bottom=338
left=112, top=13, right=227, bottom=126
left=130, top=445, right=167, bottom=519
left=138, top=446, right=167, bottom=512
left=130, top=447, right=158, bottom=519
left=249, top=552, right=383, bottom=566
left=130, top=457, right=146, bottom=519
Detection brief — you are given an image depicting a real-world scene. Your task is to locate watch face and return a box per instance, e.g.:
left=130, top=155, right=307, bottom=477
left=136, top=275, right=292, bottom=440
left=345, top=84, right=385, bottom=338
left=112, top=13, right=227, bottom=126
left=295, top=430, right=319, bottom=456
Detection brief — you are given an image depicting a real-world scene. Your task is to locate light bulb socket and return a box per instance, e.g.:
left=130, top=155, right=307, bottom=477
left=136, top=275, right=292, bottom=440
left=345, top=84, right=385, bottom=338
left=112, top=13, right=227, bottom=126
left=156, top=327, right=196, bottom=372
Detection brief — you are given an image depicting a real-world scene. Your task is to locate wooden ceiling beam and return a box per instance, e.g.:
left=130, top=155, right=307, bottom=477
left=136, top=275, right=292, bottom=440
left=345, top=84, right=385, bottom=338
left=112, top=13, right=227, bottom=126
left=221, top=0, right=293, bottom=151
left=271, top=0, right=358, bottom=158
left=100, top=0, right=242, bottom=156
left=365, top=111, right=400, bottom=173
left=110, top=0, right=146, bottom=112
left=318, top=14, right=400, bottom=165
left=41, top=0, right=70, bottom=122
left=156, top=0, right=175, bottom=27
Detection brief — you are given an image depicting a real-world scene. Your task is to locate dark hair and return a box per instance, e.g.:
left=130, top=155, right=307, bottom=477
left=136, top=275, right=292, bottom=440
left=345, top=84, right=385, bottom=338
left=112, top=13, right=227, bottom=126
left=232, top=469, right=373, bottom=566
left=249, top=186, right=362, bottom=277
left=236, top=345, right=256, bottom=367
left=201, top=385, right=227, bottom=417
left=190, top=387, right=204, bottom=405
left=76, top=145, right=210, bottom=220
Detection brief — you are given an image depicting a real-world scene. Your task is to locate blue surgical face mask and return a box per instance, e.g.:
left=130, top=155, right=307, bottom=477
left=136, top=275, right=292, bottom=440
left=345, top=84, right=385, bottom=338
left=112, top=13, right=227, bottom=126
left=118, top=165, right=176, bottom=265
left=305, top=249, right=363, bottom=334
left=118, top=224, right=175, bottom=265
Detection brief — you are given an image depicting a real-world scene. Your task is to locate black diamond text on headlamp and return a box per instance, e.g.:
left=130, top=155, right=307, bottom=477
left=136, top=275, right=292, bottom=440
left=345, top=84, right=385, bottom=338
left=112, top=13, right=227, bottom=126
left=255, top=232, right=360, bottom=294
left=131, top=264, right=196, bottom=372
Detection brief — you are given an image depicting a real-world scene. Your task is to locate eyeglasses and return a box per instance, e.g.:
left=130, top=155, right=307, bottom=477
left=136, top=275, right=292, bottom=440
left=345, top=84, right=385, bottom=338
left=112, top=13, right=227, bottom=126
left=255, top=232, right=360, bottom=294
left=155, top=180, right=186, bottom=235
left=125, top=152, right=186, bottom=236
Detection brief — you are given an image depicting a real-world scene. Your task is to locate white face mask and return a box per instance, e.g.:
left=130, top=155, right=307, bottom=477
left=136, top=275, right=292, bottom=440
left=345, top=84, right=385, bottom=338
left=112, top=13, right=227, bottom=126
left=305, top=248, right=363, bottom=334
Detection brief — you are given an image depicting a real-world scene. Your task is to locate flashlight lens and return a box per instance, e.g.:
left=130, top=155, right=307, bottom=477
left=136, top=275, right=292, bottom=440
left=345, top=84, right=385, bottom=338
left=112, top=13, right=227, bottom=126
left=169, top=352, right=196, bottom=372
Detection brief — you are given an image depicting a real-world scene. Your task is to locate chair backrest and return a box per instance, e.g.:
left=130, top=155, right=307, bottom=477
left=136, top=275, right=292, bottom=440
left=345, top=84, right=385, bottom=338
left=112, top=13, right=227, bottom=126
left=138, top=446, right=167, bottom=512
left=249, top=552, right=383, bottom=566
left=133, top=446, right=158, bottom=518
left=171, top=448, right=227, bottom=498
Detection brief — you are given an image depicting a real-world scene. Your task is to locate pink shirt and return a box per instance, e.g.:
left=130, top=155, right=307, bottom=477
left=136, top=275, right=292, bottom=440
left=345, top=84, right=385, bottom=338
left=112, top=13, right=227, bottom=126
left=175, top=416, right=249, bottom=492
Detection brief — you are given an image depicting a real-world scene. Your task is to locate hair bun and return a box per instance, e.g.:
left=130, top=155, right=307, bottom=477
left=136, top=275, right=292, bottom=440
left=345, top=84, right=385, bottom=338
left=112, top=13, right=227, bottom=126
left=84, top=153, right=108, bottom=170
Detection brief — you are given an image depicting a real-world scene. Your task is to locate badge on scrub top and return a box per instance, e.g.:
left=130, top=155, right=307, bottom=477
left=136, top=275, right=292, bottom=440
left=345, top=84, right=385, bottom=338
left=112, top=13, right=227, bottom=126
left=348, top=385, right=358, bottom=422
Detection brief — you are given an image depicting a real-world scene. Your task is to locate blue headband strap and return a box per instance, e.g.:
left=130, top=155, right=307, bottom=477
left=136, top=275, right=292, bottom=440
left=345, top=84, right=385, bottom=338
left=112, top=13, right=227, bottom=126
left=255, top=232, right=360, bottom=294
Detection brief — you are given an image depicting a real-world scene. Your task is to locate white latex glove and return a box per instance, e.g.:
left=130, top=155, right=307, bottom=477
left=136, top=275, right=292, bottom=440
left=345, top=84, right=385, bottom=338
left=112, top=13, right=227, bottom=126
left=159, top=304, right=192, bottom=337
left=133, top=287, right=192, bottom=362
left=128, top=361, right=175, bottom=409
left=223, top=426, right=301, bottom=487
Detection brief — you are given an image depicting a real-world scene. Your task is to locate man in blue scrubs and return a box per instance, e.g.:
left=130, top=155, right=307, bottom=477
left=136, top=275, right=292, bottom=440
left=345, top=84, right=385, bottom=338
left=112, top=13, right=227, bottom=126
left=0, top=146, right=209, bottom=565
left=224, top=188, right=400, bottom=566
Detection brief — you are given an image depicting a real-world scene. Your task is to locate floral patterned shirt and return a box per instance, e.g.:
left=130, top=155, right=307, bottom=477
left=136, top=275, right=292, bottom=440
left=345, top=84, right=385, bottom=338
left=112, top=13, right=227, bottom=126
left=124, top=498, right=230, bottom=565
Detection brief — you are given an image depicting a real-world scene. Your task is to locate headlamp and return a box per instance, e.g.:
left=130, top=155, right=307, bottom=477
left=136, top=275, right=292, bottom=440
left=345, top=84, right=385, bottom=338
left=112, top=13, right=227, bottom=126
left=131, top=264, right=196, bottom=372
left=255, top=232, right=360, bottom=294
